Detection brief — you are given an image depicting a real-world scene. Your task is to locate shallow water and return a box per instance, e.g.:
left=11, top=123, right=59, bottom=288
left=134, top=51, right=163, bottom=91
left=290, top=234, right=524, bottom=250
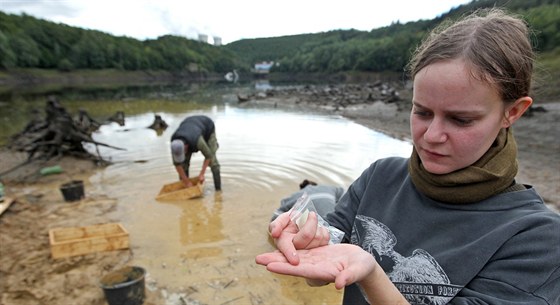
left=87, top=103, right=412, bottom=304
left=2, top=82, right=412, bottom=304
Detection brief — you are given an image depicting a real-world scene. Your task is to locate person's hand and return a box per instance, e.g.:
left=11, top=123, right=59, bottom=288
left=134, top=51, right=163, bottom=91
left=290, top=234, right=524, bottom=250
left=198, top=173, right=205, bottom=184
left=255, top=243, right=377, bottom=290
left=268, top=211, right=331, bottom=265
left=182, top=178, right=193, bottom=188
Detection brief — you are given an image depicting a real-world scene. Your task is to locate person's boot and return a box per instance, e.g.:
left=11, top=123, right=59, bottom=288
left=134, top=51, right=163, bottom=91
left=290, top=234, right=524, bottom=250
left=211, top=167, right=221, bottom=191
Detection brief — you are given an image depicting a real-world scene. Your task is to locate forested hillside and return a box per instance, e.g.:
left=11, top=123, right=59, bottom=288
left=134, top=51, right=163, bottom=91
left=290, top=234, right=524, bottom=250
left=0, top=0, right=558, bottom=77
left=225, top=0, right=559, bottom=73
left=0, top=12, right=243, bottom=73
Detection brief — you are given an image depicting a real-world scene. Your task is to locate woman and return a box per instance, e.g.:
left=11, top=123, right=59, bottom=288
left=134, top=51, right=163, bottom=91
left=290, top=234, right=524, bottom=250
left=256, top=8, right=560, bottom=305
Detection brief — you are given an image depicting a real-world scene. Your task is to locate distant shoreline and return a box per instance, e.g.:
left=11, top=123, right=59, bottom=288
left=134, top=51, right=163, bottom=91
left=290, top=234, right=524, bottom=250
left=0, top=68, right=225, bottom=87
left=0, top=68, right=409, bottom=87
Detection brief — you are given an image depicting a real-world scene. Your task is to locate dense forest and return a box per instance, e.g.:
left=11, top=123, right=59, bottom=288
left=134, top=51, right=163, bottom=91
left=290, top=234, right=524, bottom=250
left=0, top=0, right=558, bottom=76
left=0, top=14, right=242, bottom=73
left=226, top=0, right=559, bottom=73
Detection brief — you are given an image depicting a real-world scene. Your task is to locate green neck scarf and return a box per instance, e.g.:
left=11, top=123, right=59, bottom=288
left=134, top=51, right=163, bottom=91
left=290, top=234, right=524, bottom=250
left=408, top=128, right=518, bottom=204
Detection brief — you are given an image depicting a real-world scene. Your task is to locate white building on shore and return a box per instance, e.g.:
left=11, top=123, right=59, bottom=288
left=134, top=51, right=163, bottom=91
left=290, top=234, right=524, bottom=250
left=198, top=34, right=208, bottom=43
left=213, top=36, right=222, bottom=46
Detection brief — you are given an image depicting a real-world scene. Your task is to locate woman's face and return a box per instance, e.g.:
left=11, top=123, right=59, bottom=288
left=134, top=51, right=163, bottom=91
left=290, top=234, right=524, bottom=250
left=411, top=59, right=507, bottom=174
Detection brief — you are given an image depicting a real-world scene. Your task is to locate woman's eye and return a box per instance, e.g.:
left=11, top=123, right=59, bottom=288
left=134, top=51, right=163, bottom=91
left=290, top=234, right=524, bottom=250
left=413, top=109, right=431, bottom=117
left=452, top=117, right=473, bottom=125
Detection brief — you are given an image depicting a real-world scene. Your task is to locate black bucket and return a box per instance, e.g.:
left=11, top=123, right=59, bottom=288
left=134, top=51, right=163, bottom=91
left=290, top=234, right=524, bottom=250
left=59, top=180, right=84, bottom=202
left=100, top=266, right=146, bottom=305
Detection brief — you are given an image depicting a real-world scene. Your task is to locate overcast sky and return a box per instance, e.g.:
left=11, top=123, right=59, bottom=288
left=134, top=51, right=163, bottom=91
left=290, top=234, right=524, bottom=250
left=1, top=0, right=472, bottom=44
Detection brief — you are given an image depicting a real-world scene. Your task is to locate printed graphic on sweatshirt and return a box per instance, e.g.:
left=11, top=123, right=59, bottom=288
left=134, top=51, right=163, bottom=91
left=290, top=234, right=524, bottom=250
left=352, top=215, right=462, bottom=305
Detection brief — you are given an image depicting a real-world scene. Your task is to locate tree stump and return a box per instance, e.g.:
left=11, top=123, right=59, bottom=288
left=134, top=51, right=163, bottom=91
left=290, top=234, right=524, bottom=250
left=7, top=96, right=124, bottom=162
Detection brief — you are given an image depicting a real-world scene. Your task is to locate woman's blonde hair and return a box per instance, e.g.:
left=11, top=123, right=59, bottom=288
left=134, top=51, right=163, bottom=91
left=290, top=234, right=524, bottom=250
left=407, top=8, right=534, bottom=103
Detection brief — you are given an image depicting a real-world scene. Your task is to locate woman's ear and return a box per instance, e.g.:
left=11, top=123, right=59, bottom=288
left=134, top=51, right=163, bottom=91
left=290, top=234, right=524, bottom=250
left=502, top=96, right=533, bottom=128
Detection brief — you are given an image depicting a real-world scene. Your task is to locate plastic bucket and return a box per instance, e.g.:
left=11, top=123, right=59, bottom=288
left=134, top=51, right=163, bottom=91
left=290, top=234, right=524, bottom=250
left=100, top=266, right=146, bottom=305
left=59, top=180, right=84, bottom=202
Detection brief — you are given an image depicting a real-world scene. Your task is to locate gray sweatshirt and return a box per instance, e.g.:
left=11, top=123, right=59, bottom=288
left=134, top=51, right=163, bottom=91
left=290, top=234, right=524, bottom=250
left=327, top=157, right=560, bottom=305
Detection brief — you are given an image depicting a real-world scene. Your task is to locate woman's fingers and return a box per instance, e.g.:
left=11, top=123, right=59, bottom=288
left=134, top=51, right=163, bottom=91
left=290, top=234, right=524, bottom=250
left=268, top=212, right=292, bottom=238
left=312, top=225, right=331, bottom=247
left=292, top=211, right=318, bottom=248
left=274, top=231, right=300, bottom=265
left=292, top=212, right=330, bottom=249
left=268, top=212, right=301, bottom=265
left=267, top=211, right=330, bottom=265
left=255, top=251, right=288, bottom=265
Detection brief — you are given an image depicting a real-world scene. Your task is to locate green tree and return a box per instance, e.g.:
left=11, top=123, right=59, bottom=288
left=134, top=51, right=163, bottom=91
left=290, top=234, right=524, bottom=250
left=11, top=34, right=41, bottom=67
left=0, top=30, right=16, bottom=68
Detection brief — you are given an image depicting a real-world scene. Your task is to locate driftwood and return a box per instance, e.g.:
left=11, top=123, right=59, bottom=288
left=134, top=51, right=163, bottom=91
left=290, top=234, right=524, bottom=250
left=147, top=114, right=168, bottom=136
left=106, top=111, right=125, bottom=126
left=7, top=96, right=125, bottom=163
left=237, top=93, right=252, bottom=103
left=74, top=109, right=101, bottom=135
left=147, top=114, right=168, bottom=131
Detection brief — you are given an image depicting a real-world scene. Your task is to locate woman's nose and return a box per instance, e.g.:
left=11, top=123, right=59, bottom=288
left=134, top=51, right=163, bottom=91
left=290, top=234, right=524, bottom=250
left=423, top=119, right=447, bottom=143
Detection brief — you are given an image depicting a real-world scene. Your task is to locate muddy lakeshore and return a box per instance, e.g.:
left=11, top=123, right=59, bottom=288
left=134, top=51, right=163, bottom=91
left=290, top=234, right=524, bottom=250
left=0, top=85, right=558, bottom=305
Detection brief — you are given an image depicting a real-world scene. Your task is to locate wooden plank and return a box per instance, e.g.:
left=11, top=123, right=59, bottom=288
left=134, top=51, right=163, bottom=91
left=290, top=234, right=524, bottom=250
left=0, top=197, right=15, bottom=216
left=49, top=223, right=129, bottom=259
left=51, top=223, right=124, bottom=242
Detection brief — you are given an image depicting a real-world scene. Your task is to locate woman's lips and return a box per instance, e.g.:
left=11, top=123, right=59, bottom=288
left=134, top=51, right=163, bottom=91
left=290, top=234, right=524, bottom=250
left=421, top=147, right=446, bottom=158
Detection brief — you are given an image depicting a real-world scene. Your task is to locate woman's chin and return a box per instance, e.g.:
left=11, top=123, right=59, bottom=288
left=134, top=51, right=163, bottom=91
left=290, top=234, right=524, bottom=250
left=422, top=162, right=454, bottom=175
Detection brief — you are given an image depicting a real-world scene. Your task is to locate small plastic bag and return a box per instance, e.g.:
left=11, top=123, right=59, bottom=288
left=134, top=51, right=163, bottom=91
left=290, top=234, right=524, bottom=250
left=288, top=192, right=344, bottom=244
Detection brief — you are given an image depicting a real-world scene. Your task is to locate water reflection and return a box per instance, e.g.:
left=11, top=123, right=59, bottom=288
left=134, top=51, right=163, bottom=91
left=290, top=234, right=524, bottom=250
left=255, top=79, right=272, bottom=91
left=178, top=198, right=223, bottom=245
